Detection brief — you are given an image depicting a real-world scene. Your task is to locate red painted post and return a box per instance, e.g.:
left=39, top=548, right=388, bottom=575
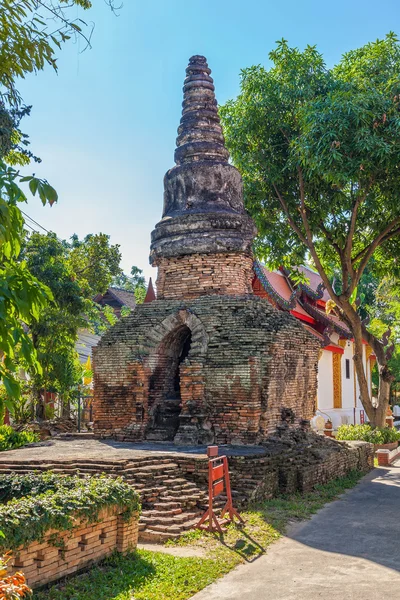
left=196, top=446, right=244, bottom=532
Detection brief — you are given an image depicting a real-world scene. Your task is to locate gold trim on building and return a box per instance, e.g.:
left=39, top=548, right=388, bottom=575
left=333, top=352, right=343, bottom=409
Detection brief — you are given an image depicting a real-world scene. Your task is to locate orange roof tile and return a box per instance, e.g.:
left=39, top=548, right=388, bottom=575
left=260, top=267, right=313, bottom=320
left=296, top=265, right=331, bottom=302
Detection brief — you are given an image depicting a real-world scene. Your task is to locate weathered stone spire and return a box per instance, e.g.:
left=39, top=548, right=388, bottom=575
left=150, top=55, right=256, bottom=265
left=174, top=55, right=229, bottom=165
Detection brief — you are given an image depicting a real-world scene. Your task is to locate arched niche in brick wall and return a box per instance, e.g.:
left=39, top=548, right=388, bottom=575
left=145, top=309, right=209, bottom=360
left=144, top=309, right=208, bottom=441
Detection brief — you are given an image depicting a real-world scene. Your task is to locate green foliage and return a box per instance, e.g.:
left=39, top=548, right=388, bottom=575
left=336, top=424, right=400, bottom=444
left=220, top=34, right=400, bottom=275
left=0, top=0, right=120, bottom=412
left=0, top=473, right=141, bottom=552
left=112, top=265, right=147, bottom=305
left=0, top=160, right=58, bottom=404
left=68, top=233, right=122, bottom=296
left=18, top=231, right=123, bottom=416
left=34, top=549, right=236, bottom=600
left=0, top=425, right=38, bottom=452
left=220, top=34, right=400, bottom=422
left=0, top=0, right=92, bottom=108
left=34, top=471, right=364, bottom=600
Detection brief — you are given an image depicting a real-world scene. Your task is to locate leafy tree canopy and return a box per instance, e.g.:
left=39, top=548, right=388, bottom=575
left=0, top=0, right=119, bottom=409
left=220, top=33, right=400, bottom=426
left=0, top=0, right=119, bottom=163
left=112, top=265, right=147, bottom=304
left=0, top=162, right=57, bottom=405
left=20, top=231, right=123, bottom=416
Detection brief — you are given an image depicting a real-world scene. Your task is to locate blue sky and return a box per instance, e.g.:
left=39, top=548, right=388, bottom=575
left=20, top=0, right=399, bottom=283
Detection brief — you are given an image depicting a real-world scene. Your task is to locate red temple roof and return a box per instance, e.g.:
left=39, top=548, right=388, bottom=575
left=254, top=266, right=315, bottom=323
left=295, top=265, right=331, bottom=303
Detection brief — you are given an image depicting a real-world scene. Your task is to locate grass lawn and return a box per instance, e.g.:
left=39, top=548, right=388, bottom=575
left=34, top=469, right=365, bottom=600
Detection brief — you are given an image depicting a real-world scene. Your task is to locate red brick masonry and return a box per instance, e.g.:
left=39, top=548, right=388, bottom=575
left=6, top=506, right=139, bottom=589
left=93, top=296, right=320, bottom=444
left=155, top=252, right=254, bottom=300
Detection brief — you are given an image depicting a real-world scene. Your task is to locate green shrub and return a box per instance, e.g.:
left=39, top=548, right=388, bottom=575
left=0, top=473, right=141, bottom=552
left=0, top=471, right=80, bottom=504
left=0, top=425, right=39, bottom=451
left=336, top=424, right=400, bottom=444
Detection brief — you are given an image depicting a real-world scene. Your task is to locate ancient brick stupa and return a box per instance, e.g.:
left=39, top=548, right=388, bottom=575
left=93, top=56, right=319, bottom=445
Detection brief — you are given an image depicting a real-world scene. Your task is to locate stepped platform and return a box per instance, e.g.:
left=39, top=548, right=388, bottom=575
left=0, top=437, right=265, bottom=543
left=0, top=434, right=373, bottom=542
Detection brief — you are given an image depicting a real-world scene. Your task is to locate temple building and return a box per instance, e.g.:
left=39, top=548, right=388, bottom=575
left=92, top=55, right=320, bottom=445
left=252, top=263, right=376, bottom=428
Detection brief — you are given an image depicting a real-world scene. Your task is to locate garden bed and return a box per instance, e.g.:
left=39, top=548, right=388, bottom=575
left=0, top=473, right=141, bottom=589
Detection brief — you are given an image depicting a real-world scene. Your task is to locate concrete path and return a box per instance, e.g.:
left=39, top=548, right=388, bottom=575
left=191, top=463, right=400, bottom=600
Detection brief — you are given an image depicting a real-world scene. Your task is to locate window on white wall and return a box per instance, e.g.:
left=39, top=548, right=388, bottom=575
left=345, top=359, right=351, bottom=379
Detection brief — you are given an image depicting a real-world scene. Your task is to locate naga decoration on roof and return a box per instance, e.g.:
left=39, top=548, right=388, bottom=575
left=322, top=325, right=334, bottom=348
left=281, top=267, right=326, bottom=300
left=301, top=301, right=351, bottom=339
left=253, top=260, right=301, bottom=312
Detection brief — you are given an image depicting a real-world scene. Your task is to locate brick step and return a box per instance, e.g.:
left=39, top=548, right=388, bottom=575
left=139, top=529, right=181, bottom=542
left=169, top=482, right=199, bottom=491
left=140, top=511, right=199, bottom=526
left=124, top=462, right=178, bottom=473
left=166, top=477, right=195, bottom=485
left=124, top=482, right=146, bottom=490
left=153, top=501, right=181, bottom=510
left=161, top=489, right=204, bottom=499
left=136, top=486, right=168, bottom=495
left=142, top=507, right=183, bottom=517
left=0, top=459, right=168, bottom=471
left=0, top=464, right=123, bottom=473
left=125, top=458, right=178, bottom=467
left=147, top=518, right=199, bottom=534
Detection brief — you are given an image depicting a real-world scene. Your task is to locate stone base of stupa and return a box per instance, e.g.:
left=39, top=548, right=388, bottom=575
left=93, top=294, right=319, bottom=445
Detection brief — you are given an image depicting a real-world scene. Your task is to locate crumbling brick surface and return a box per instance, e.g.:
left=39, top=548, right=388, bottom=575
left=155, top=253, right=254, bottom=299
left=6, top=507, right=139, bottom=589
left=93, top=295, right=319, bottom=445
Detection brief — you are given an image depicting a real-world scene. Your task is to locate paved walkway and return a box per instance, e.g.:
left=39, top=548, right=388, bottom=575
left=192, top=462, right=400, bottom=600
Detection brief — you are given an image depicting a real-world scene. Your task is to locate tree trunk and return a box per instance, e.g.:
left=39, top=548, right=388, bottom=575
left=341, top=306, right=389, bottom=428
left=62, top=395, right=71, bottom=420
left=34, top=387, right=45, bottom=420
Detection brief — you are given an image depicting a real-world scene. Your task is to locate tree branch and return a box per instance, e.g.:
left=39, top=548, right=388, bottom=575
left=353, top=217, right=400, bottom=287
left=318, top=221, right=342, bottom=256
left=294, top=167, right=341, bottom=303
left=273, top=183, right=308, bottom=246
left=351, top=223, right=400, bottom=265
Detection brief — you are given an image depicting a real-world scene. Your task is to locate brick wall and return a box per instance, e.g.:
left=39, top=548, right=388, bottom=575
left=174, top=437, right=374, bottom=504
left=6, top=507, right=139, bottom=589
left=93, top=296, right=320, bottom=444
left=155, top=252, right=254, bottom=300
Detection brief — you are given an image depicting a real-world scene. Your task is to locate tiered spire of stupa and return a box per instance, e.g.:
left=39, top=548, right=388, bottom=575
left=150, top=55, right=256, bottom=264
left=174, top=55, right=230, bottom=165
